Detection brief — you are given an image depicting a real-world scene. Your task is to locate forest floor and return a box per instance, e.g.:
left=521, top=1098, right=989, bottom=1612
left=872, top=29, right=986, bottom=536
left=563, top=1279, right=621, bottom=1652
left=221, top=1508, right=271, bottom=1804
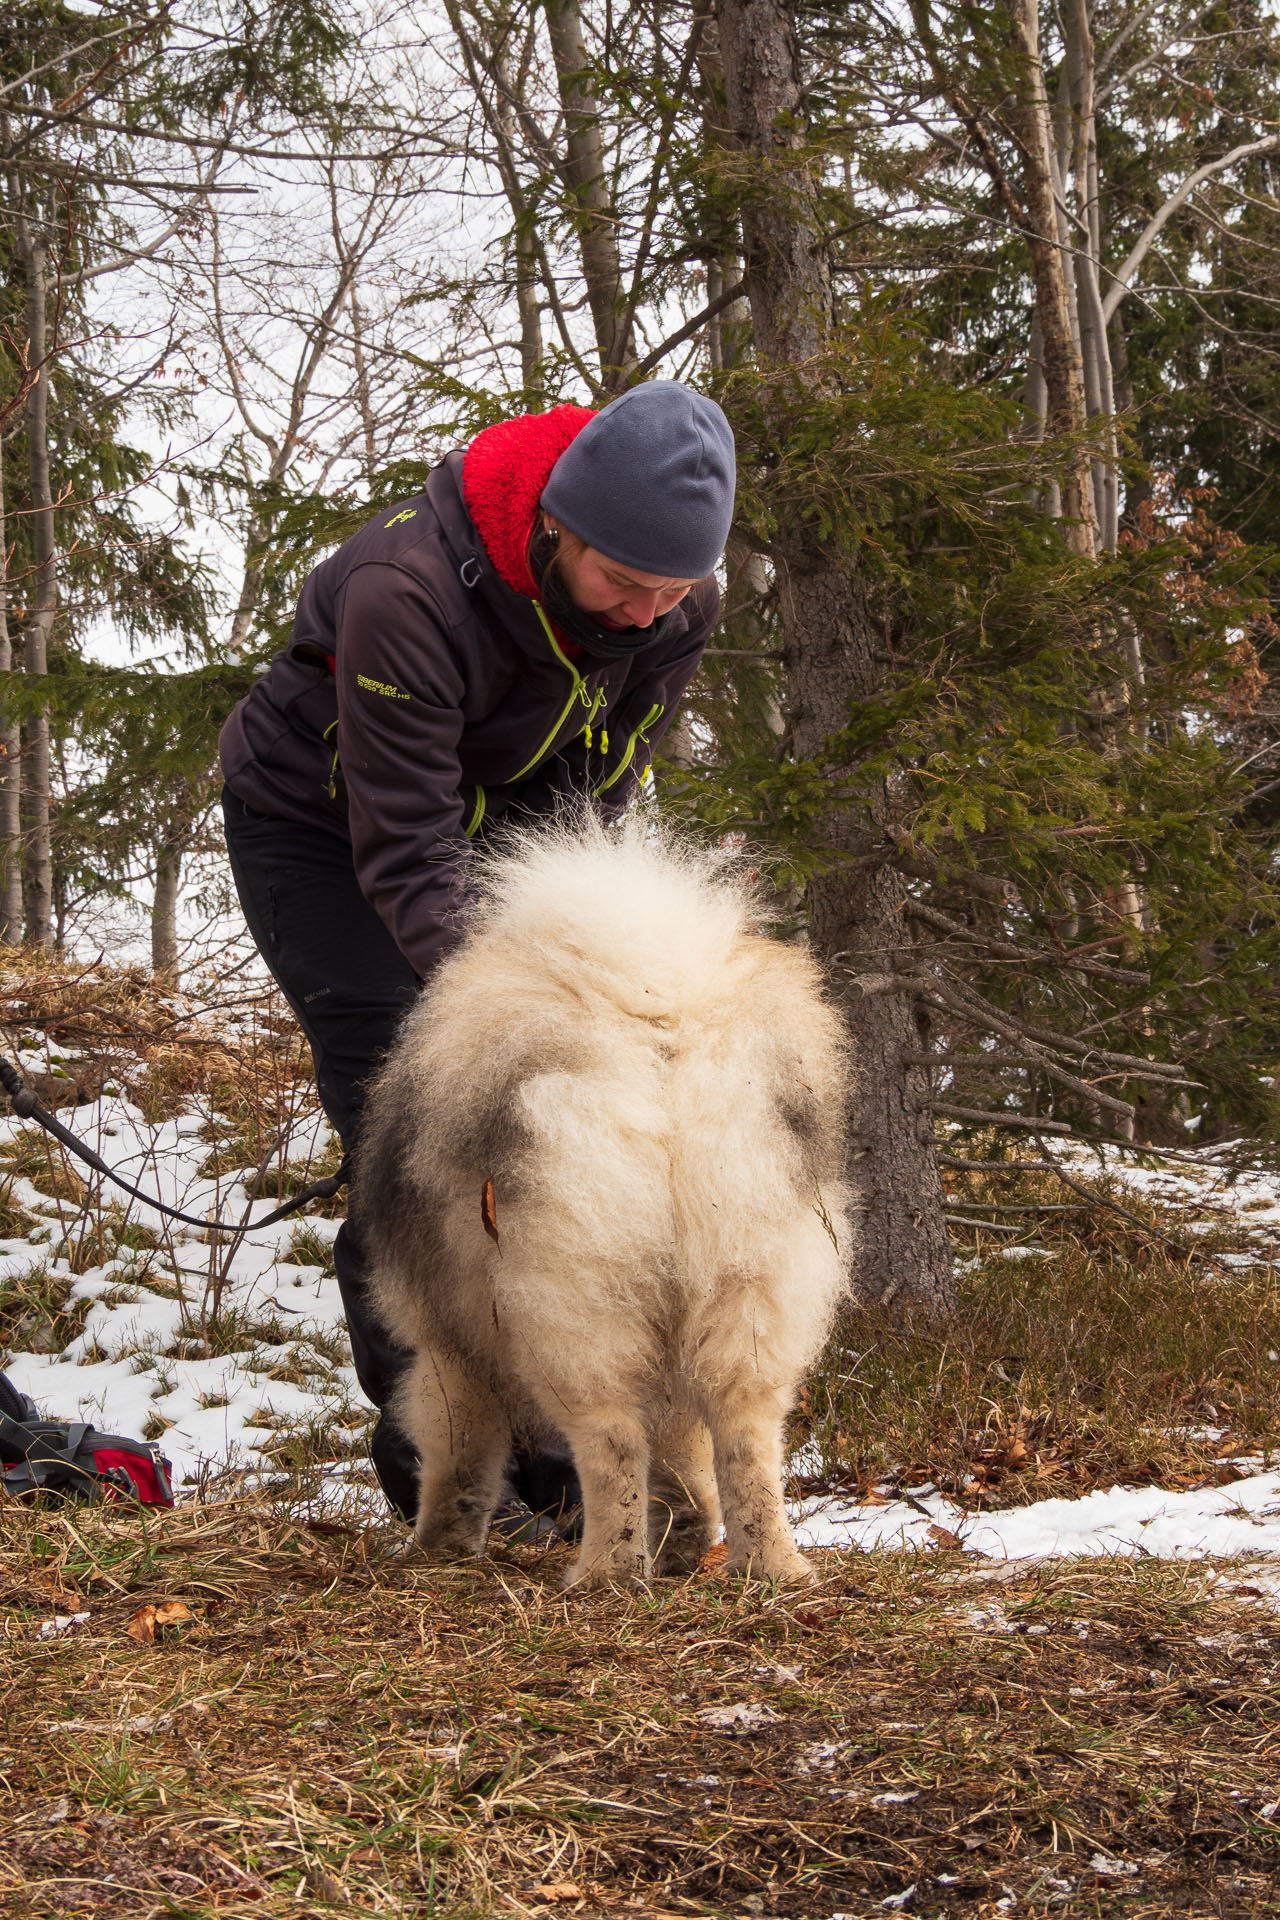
left=1, top=950, right=1279, bottom=1918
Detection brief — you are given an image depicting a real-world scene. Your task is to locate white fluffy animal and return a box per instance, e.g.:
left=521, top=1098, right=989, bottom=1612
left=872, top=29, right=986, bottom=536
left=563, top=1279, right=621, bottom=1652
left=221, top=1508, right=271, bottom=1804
left=353, top=820, right=851, bottom=1588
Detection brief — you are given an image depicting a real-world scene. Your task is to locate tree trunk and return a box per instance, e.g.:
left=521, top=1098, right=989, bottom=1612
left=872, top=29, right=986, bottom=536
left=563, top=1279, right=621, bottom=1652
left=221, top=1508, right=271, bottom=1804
left=695, top=8, right=752, bottom=375
left=347, top=283, right=379, bottom=481
left=492, top=35, right=544, bottom=400
left=20, top=229, right=54, bottom=950
left=152, top=834, right=182, bottom=984
left=226, top=539, right=264, bottom=660
left=714, top=0, right=954, bottom=1319
left=1003, top=0, right=1096, bottom=558
left=0, top=441, right=23, bottom=943
left=542, top=0, right=634, bottom=385
left=1063, top=0, right=1118, bottom=553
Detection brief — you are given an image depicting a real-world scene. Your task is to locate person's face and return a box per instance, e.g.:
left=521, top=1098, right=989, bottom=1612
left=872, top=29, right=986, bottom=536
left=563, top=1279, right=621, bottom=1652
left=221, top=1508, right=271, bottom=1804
left=544, top=517, right=699, bottom=630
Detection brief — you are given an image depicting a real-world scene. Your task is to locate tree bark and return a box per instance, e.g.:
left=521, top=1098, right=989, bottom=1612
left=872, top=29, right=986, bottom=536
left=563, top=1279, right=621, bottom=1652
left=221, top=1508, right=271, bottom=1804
left=226, top=526, right=266, bottom=661
left=0, top=440, right=24, bottom=943
left=514, top=224, right=544, bottom=398
left=1063, top=0, right=1118, bottom=552
left=714, top=0, right=954, bottom=1319
left=542, top=0, right=634, bottom=385
left=695, top=7, right=752, bottom=375
left=151, top=833, right=182, bottom=984
left=494, top=34, right=544, bottom=399
left=19, top=228, right=54, bottom=950
left=347, top=283, right=379, bottom=481
left=1003, top=0, right=1096, bottom=557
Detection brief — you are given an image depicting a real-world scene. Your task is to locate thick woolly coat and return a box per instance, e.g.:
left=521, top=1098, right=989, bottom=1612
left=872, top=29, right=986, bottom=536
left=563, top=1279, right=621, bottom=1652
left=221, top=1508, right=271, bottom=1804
left=219, top=408, right=720, bottom=980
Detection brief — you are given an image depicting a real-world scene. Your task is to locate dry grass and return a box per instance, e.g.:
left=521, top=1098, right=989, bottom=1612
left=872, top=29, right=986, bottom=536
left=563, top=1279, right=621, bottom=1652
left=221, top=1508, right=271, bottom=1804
left=0, top=1262, right=90, bottom=1358
left=2, top=1497, right=1279, bottom=1918
left=796, top=1166, right=1280, bottom=1512
left=0, top=947, right=314, bottom=1135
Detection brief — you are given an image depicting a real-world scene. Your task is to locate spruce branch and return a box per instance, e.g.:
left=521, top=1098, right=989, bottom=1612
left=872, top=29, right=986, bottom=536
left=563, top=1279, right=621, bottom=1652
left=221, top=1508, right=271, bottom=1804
left=903, top=895, right=1150, bottom=985
left=947, top=1201, right=1093, bottom=1214
left=1030, top=1132, right=1200, bottom=1258
left=927, top=1100, right=1075, bottom=1134
left=629, top=278, right=750, bottom=380
left=914, top=967, right=1186, bottom=1080
left=942, top=1213, right=1025, bottom=1233
left=938, top=1156, right=1061, bottom=1172
left=908, top=1049, right=1139, bottom=1122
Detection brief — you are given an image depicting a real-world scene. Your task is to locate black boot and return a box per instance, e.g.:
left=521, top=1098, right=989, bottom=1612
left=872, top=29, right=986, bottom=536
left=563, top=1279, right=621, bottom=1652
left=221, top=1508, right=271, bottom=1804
left=333, top=1220, right=420, bottom=1521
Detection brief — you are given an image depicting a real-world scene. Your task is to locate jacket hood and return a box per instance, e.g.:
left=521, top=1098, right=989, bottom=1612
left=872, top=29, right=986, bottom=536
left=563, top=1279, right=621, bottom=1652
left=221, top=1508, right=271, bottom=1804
left=462, top=405, right=596, bottom=596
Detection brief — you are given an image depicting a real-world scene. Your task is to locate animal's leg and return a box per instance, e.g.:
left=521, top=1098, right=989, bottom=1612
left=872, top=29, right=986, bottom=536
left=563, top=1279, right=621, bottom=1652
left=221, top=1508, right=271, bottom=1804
left=702, top=1384, right=814, bottom=1585
left=557, top=1408, right=651, bottom=1590
left=395, top=1346, right=510, bottom=1557
left=648, top=1407, right=721, bottom=1575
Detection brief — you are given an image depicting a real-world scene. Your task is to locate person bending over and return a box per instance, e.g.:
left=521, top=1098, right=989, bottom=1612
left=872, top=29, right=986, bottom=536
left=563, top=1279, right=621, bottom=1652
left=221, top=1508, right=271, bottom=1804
left=219, top=380, right=735, bottom=1528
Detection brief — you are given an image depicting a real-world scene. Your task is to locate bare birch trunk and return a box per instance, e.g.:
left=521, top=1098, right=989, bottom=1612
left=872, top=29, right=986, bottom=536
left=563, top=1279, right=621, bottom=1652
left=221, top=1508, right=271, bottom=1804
left=715, top=0, right=953, bottom=1319
left=1004, top=0, right=1096, bottom=557
left=0, top=442, right=24, bottom=943
left=1053, top=0, right=1142, bottom=968
left=542, top=0, right=635, bottom=385
left=1064, top=0, right=1118, bottom=553
left=226, top=531, right=266, bottom=661
left=515, top=229, right=544, bottom=398
left=661, top=711, right=697, bottom=769
left=20, top=229, right=54, bottom=950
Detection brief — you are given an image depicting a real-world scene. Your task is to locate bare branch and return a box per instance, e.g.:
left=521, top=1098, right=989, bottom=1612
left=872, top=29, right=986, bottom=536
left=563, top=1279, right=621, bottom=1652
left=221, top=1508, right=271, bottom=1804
left=628, top=277, right=748, bottom=380
left=903, top=894, right=1149, bottom=984
left=1101, top=132, right=1280, bottom=322
left=73, top=129, right=237, bottom=286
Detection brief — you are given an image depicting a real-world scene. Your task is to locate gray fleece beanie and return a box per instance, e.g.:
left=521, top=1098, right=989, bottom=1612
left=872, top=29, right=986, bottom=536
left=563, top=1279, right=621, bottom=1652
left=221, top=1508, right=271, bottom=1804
left=541, top=381, right=736, bottom=578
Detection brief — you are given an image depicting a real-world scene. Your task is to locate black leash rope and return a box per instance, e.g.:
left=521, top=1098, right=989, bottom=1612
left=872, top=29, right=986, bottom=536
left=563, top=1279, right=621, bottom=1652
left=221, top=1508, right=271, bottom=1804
left=0, top=1058, right=349, bottom=1240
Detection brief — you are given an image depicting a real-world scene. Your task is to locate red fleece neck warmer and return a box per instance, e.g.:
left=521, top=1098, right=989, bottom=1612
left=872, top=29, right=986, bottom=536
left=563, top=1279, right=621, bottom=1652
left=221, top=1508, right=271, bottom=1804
left=463, top=405, right=597, bottom=597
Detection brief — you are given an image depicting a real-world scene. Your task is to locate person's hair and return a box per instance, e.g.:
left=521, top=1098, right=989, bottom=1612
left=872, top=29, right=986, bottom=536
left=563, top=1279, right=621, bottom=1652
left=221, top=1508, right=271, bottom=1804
left=529, top=517, right=588, bottom=601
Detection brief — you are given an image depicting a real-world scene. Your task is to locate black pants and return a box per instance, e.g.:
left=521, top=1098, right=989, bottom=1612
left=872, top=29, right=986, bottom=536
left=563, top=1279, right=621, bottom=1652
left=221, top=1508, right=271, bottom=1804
left=221, top=788, right=579, bottom=1524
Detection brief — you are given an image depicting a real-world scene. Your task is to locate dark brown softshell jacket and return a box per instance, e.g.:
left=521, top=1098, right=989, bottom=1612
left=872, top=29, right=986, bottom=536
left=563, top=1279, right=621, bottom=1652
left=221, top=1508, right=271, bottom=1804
left=219, top=452, right=719, bottom=979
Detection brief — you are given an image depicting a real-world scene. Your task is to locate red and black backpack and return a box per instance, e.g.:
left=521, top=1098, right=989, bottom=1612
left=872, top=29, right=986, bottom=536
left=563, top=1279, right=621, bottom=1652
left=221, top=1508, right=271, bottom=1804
left=0, top=1372, right=174, bottom=1506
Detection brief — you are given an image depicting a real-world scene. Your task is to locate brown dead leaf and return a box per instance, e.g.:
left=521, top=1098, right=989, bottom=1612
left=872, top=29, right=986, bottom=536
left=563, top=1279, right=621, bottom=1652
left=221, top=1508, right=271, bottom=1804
left=696, top=1541, right=729, bottom=1574
left=794, top=1604, right=843, bottom=1628
left=928, top=1524, right=963, bottom=1550
left=481, top=1177, right=501, bottom=1251
left=37, top=1575, right=83, bottom=1611
left=126, top=1599, right=194, bottom=1644
left=535, top=1885, right=583, bottom=1903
